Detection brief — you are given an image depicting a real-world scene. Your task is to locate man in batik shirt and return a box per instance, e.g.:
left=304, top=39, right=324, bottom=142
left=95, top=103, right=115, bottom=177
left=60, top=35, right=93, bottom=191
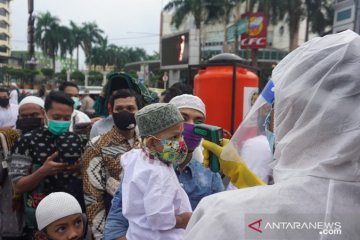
left=82, top=89, right=142, bottom=240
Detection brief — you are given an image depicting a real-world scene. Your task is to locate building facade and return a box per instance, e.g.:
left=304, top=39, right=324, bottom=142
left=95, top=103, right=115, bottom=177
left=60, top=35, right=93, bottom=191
left=0, top=0, right=11, bottom=64
left=333, top=0, right=360, bottom=33
left=160, top=2, right=318, bottom=85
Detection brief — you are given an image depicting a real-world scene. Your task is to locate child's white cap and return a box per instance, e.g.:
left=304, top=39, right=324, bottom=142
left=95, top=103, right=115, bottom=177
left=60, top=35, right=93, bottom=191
left=35, top=192, right=82, bottom=230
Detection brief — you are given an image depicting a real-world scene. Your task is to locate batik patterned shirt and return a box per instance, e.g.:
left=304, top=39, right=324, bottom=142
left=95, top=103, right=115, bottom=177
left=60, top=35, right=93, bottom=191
left=82, top=126, right=141, bottom=240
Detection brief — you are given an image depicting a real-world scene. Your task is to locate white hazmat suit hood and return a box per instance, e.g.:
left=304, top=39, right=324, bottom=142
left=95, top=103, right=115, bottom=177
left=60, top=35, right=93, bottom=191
left=184, top=30, right=360, bottom=240
left=272, top=30, right=360, bottom=183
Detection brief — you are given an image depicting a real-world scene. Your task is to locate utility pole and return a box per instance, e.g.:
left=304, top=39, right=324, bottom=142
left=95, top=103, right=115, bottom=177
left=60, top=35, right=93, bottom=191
left=27, top=0, right=36, bottom=88
left=355, top=0, right=360, bottom=34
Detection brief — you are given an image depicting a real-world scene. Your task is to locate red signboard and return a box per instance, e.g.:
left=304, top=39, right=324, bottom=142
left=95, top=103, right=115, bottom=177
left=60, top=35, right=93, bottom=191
left=240, top=12, right=268, bottom=49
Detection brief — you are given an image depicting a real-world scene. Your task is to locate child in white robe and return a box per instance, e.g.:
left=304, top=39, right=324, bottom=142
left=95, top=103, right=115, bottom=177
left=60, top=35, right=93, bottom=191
left=121, top=103, right=192, bottom=240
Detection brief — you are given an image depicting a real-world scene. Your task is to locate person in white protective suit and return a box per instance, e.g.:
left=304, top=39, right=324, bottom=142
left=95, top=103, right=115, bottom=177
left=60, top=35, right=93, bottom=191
left=184, top=30, right=360, bottom=240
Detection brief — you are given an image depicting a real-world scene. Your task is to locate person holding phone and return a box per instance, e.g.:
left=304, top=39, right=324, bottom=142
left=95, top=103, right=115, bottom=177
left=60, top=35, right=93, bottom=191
left=9, top=91, right=87, bottom=239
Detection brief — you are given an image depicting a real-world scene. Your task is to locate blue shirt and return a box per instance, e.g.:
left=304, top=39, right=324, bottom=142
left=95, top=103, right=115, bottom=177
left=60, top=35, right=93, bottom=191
left=175, top=160, right=224, bottom=209
left=103, top=160, right=224, bottom=239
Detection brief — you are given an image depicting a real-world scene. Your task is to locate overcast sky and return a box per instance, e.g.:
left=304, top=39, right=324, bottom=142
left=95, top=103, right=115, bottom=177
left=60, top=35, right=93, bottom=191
left=11, top=0, right=169, bottom=68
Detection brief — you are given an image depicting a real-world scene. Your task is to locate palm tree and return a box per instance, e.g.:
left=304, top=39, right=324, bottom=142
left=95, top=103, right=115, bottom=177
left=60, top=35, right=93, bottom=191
left=58, top=25, right=77, bottom=71
left=69, top=21, right=83, bottom=70
left=305, top=0, right=334, bottom=41
left=95, top=37, right=109, bottom=71
left=253, top=0, right=334, bottom=50
left=164, top=0, right=204, bottom=29
left=35, top=11, right=61, bottom=71
left=79, top=22, right=104, bottom=68
left=287, top=0, right=304, bottom=50
left=203, top=0, right=244, bottom=52
left=164, top=0, right=207, bottom=60
left=253, top=0, right=335, bottom=51
left=107, top=45, right=126, bottom=71
left=106, top=44, right=119, bottom=69
left=164, top=0, right=245, bottom=59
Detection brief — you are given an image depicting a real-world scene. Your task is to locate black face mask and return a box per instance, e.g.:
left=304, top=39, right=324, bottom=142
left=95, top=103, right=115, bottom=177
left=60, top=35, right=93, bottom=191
left=16, top=117, right=42, bottom=133
left=0, top=98, right=9, bottom=108
left=112, top=111, right=136, bottom=131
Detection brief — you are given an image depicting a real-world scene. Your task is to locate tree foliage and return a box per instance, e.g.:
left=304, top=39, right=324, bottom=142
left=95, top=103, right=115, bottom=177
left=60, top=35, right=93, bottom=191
left=70, top=70, right=85, bottom=84
left=35, top=11, right=158, bottom=74
left=164, top=0, right=334, bottom=51
left=41, top=68, right=54, bottom=80
left=88, top=71, right=103, bottom=86
left=35, top=11, right=60, bottom=70
left=306, top=0, right=334, bottom=36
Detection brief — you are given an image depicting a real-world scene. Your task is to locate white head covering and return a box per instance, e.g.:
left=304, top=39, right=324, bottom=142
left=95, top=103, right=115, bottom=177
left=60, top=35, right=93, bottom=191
left=272, top=30, right=360, bottom=182
left=19, top=96, right=44, bottom=109
left=35, top=192, right=82, bottom=230
left=169, top=94, right=206, bottom=116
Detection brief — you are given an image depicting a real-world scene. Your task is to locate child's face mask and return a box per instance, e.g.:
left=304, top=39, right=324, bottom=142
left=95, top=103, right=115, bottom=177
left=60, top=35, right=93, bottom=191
left=145, top=136, right=188, bottom=165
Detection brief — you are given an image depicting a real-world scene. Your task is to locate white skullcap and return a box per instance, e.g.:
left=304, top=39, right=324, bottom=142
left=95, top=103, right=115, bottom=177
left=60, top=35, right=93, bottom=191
left=10, top=82, right=17, bottom=87
left=19, top=96, right=44, bottom=109
left=169, top=94, right=206, bottom=116
left=36, top=192, right=82, bottom=230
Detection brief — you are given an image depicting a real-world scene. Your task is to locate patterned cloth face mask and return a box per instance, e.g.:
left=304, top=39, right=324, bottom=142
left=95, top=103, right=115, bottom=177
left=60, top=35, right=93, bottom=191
left=145, top=136, right=188, bottom=165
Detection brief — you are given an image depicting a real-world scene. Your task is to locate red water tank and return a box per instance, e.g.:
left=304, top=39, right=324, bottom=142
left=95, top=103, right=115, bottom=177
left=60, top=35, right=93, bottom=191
left=194, top=53, right=259, bottom=133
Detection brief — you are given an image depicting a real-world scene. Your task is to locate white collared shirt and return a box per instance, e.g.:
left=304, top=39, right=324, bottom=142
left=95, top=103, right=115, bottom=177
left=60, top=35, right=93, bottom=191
left=121, top=149, right=192, bottom=240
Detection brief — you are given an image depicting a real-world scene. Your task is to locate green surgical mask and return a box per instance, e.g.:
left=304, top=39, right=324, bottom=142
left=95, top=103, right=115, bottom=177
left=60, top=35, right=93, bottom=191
left=47, top=119, right=71, bottom=135
left=72, top=97, right=80, bottom=109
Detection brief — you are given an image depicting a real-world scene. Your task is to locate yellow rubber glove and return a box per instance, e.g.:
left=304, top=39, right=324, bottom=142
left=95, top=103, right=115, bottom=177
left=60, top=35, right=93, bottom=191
left=202, top=139, right=265, bottom=189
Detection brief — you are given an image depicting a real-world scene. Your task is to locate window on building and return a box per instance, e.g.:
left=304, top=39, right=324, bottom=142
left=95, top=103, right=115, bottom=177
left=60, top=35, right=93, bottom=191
left=257, top=50, right=263, bottom=59
left=0, top=21, right=7, bottom=29
left=0, top=33, right=7, bottom=41
left=264, top=50, right=270, bottom=60
left=0, top=8, right=6, bottom=17
left=240, top=49, right=251, bottom=59
left=271, top=51, right=277, bottom=60
left=336, top=8, right=352, bottom=21
left=0, top=46, right=7, bottom=53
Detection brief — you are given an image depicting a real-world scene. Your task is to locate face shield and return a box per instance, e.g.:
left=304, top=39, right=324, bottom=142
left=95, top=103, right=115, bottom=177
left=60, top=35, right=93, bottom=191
left=220, top=79, right=274, bottom=163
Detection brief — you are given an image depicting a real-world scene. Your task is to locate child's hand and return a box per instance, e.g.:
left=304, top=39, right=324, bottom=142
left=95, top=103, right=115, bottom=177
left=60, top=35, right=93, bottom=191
left=175, top=212, right=192, bottom=229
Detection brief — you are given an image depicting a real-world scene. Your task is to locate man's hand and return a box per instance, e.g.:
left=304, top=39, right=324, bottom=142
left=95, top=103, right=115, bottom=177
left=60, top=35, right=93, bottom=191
left=39, top=152, right=67, bottom=177
left=65, top=160, right=82, bottom=173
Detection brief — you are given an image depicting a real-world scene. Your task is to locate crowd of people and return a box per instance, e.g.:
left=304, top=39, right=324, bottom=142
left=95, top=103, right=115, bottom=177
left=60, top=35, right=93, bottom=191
left=0, top=30, right=359, bottom=240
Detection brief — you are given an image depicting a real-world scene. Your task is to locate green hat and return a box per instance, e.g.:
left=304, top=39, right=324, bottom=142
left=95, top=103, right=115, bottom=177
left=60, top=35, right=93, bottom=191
left=135, top=103, right=184, bottom=137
